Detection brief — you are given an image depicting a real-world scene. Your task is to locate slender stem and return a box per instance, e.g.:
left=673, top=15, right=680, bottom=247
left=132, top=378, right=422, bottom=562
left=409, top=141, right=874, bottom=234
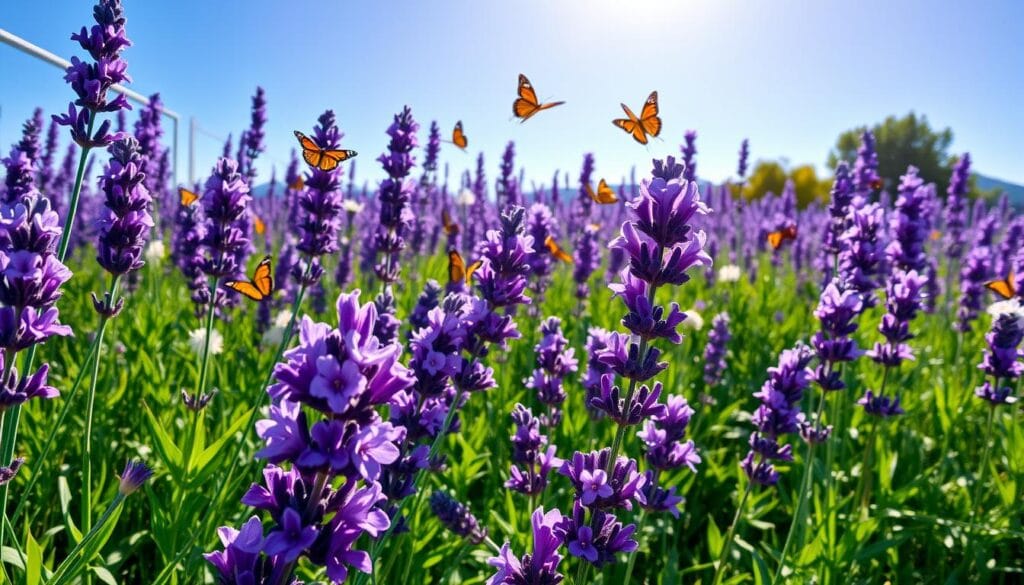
left=856, top=365, right=890, bottom=516
left=56, top=113, right=96, bottom=262
left=80, top=275, right=120, bottom=566
left=712, top=480, right=754, bottom=585
left=970, top=403, right=997, bottom=522
left=183, top=277, right=220, bottom=472
left=575, top=560, right=592, bottom=585
left=772, top=392, right=825, bottom=585
left=48, top=494, right=125, bottom=585
left=622, top=508, right=647, bottom=583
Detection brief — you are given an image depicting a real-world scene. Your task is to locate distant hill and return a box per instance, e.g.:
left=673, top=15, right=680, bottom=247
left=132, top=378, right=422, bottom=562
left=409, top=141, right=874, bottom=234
left=975, top=173, right=1024, bottom=208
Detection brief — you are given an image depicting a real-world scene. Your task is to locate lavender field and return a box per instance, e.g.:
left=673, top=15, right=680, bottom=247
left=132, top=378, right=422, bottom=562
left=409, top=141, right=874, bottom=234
left=0, top=1, right=1023, bottom=583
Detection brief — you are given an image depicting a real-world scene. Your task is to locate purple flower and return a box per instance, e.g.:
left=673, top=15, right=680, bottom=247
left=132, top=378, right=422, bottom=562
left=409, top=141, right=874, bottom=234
left=95, top=137, right=153, bottom=277
left=525, top=317, right=577, bottom=414
left=200, top=157, right=251, bottom=283
left=823, top=162, right=854, bottom=258
left=487, top=507, right=564, bottom=585
left=945, top=153, right=970, bottom=260
left=737, top=139, right=750, bottom=180
left=857, top=390, right=904, bottom=418
left=241, top=86, right=267, bottom=180
left=955, top=246, right=992, bottom=333
left=852, top=130, right=881, bottom=198
left=838, top=203, right=885, bottom=308
left=297, top=111, right=346, bottom=265
left=117, top=459, right=152, bottom=495
left=680, top=130, right=697, bottom=183
left=974, top=302, right=1024, bottom=405
left=885, top=167, right=932, bottom=274
left=572, top=224, right=601, bottom=299
left=811, top=281, right=863, bottom=391
left=374, top=106, right=418, bottom=284
left=506, top=404, right=563, bottom=496
left=558, top=449, right=645, bottom=511
left=553, top=501, right=637, bottom=568
left=702, top=312, right=730, bottom=385
left=582, top=327, right=613, bottom=417
left=867, top=270, right=927, bottom=367
left=498, top=141, right=518, bottom=209
left=430, top=490, right=488, bottom=545
left=263, top=507, right=319, bottom=563
left=637, top=394, right=700, bottom=472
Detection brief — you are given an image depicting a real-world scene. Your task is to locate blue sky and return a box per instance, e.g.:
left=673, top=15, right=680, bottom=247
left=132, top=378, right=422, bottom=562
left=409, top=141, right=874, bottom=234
left=2, top=0, right=1023, bottom=190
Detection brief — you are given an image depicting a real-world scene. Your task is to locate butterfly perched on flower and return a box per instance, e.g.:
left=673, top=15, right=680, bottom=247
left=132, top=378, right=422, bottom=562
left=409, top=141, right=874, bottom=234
left=294, top=130, right=357, bottom=172
left=179, top=187, right=199, bottom=207
left=449, top=121, right=468, bottom=150
left=448, top=250, right=481, bottom=284
left=224, top=256, right=274, bottom=301
left=513, top=74, right=565, bottom=122
left=585, top=179, right=619, bottom=204
left=766, top=225, right=798, bottom=250
left=985, top=272, right=1017, bottom=300
left=544, top=236, right=573, bottom=263
left=289, top=175, right=305, bottom=191
left=442, top=209, right=460, bottom=236
left=613, top=91, right=661, bottom=145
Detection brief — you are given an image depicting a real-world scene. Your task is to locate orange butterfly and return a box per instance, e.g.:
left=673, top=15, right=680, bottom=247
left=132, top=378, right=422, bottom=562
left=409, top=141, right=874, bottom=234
left=179, top=187, right=199, bottom=207
left=224, top=256, right=274, bottom=301
left=613, top=91, right=661, bottom=145
left=442, top=209, right=460, bottom=236
left=450, top=121, right=468, bottom=150
left=294, top=131, right=357, bottom=172
left=869, top=177, right=883, bottom=191
left=985, top=273, right=1017, bottom=300
left=929, top=229, right=942, bottom=241
left=289, top=175, right=305, bottom=191
left=585, top=179, right=619, bottom=204
left=513, top=74, right=565, bottom=122
left=254, top=215, right=266, bottom=236
left=545, top=236, right=573, bottom=264
left=448, top=250, right=482, bottom=284
left=767, top=225, right=798, bottom=250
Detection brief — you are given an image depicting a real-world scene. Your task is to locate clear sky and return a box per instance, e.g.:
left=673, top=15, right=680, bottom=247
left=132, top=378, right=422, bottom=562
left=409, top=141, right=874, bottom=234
left=2, top=0, right=1022, bottom=190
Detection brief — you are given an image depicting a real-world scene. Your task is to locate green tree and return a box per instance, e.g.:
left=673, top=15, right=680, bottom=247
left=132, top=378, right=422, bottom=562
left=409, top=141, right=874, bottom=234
left=827, top=112, right=955, bottom=195
left=733, top=161, right=827, bottom=208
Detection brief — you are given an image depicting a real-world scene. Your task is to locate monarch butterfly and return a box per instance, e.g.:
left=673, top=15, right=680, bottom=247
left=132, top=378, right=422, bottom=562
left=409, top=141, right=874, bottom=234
left=448, top=250, right=482, bottom=284
left=985, top=273, right=1017, bottom=300
left=767, top=225, right=798, bottom=250
left=450, top=121, right=468, bottom=150
left=513, top=74, right=565, bottom=122
left=544, top=236, right=573, bottom=264
left=254, top=215, right=266, bottom=236
left=613, top=91, right=661, bottom=145
left=442, top=209, right=460, bottom=236
left=179, top=187, right=199, bottom=207
left=224, top=256, right=274, bottom=301
left=294, top=130, right=357, bottom=172
left=289, top=176, right=305, bottom=191
left=585, top=179, right=619, bottom=204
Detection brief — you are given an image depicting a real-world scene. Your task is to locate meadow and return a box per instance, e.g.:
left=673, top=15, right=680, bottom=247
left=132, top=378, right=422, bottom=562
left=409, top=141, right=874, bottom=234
left=1, top=1, right=1023, bottom=584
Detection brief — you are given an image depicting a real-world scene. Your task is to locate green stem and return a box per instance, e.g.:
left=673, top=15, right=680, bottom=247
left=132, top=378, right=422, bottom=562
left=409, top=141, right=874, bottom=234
left=56, top=114, right=96, bottom=262
left=622, top=508, right=647, bottom=583
left=183, top=277, right=219, bottom=472
left=80, top=275, right=121, bottom=569
left=48, top=494, right=125, bottom=585
left=856, top=365, right=890, bottom=517
left=712, top=480, right=754, bottom=585
left=772, top=392, right=825, bottom=585
left=970, top=403, right=997, bottom=522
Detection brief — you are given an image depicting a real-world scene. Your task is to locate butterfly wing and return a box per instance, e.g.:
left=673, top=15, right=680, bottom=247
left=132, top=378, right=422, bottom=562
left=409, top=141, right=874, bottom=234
left=584, top=182, right=598, bottom=203
left=596, top=179, right=618, bottom=204
left=318, top=149, right=358, bottom=172
left=452, top=121, right=468, bottom=149
left=638, top=91, right=661, bottom=138
left=545, top=236, right=574, bottom=264
left=253, top=256, right=273, bottom=296
left=442, top=209, right=460, bottom=235
left=466, top=260, right=483, bottom=284
left=985, top=276, right=1015, bottom=300
left=295, top=131, right=326, bottom=169
left=448, top=250, right=466, bottom=283
left=289, top=176, right=304, bottom=190
left=224, top=280, right=265, bottom=301
left=536, top=100, right=566, bottom=112
left=767, top=231, right=784, bottom=250
left=614, top=103, right=648, bottom=144
left=254, top=216, right=266, bottom=235
left=179, top=188, right=199, bottom=207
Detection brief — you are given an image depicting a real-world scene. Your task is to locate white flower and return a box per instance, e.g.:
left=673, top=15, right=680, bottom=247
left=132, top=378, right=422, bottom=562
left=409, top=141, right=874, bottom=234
left=682, top=310, right=705, bottom=331
left=145, top=240, right=166, bottom=264
left=988, top=298, right=1024, bottom=328
left=262, top=310, right=293, bottom=346
left=188, top=327, right=224, bottom=356
left=456, top=188, right=476, bottom=206
left=342, top=199, right=365, bottom=213
left=718, top=264, right=741, bottom=283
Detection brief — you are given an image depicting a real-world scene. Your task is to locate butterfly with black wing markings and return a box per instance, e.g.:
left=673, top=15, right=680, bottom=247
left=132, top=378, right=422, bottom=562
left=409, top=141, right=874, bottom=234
left=294, top=131, right=357, bottom=172
left=224, top=256, right=274, bottom=301
left=613, top=91, right=661, bottom=145
left=513, top=74, right=565, bottom=122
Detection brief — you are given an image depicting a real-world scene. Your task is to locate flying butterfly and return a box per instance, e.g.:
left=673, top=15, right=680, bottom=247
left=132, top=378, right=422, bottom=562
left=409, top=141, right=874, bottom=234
left=929, top=229, right=942, bottom=241
left=289, top=175, right=305, bottom=191
left=179, top=187, right=199, bottom=207
left=544, top=235, right=573, bottom=264
left=442, top=209, right=460, bottom=236
left=612, top=91, right=661, bottom=145
left=585, top=179, right=619, bottom=204
left=254, top=215, right=266, bottom=236
left=513, top=74, right=565, bottom=122
left=294, top=130, right=357, bottom=172
left=448, top=121, right=468, bottom=150
left=767, top=225, right=798, bottom=250
left=448, top=250, right=482, bottom=284
left=985, top=272, right=1017, bottom=300
left=224, top=256, right=274, bottom=301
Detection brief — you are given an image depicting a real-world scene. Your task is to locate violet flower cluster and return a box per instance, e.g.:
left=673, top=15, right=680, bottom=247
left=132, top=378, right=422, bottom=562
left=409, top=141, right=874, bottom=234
left=838, top=203, right=885, bottom=309
left=197, top=158, right=251, bottom=312
left=94, top=137, right=153, bottom=283
left=741, top=343, right=815, bottom=485
left=973, top=301, right=1024, bottom=406
left=296, top=111, right=346, bottom=283
left=572, top=224, right=601, bottom=300
left=374, top=107, right=418, bottom=285
left=810, top=281, right=863, bottom=393
left=944, top=153, right=970, bottom=262
left=54, top=0, right=132, bottom=149
left=524, top=317, right=578, bottom=424
left=885, top=167, right=932, bottom=274
left=852, top=130, right=881, bottom=200
left=702, top=312, right=730, bottom=386
left=430, top=490, right=487, bottom=545
left=506, top=404, right=563, bottom=496
left=487, top=507, right=565, bottom=584
left=208, top=291, right=414, bottom=583
left=680, top=130, right=697, bottom=183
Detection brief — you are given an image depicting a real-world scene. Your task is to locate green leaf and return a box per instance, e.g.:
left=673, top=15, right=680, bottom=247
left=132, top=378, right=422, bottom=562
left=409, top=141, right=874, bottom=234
left=92, top=565, right=117, bottom=585
left=58, top=476, right=83, bottom=544
left=707, top=514, right=723, bottom=558
left=192, top=406, right=254, bottom=475
left=25, top=529, right=42, bottom=585
left=142, top=401, right=183, bottom=478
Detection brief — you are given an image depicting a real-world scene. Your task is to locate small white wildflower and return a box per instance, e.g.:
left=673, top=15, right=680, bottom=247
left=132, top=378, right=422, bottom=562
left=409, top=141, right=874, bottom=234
left=988, top=298, right=1024, bottom=328
left=456, top=188, right=476, bottom=206
left=682, top=310, right=705, bottom=331
left=262, top=310, right=293, bottom=346
left=718, top=264, right=741, bottom=283
left=144, top=240, right=166, bottom=264
left=342, top=199, right=365, bottom=213
left=188, top=328, right=224, bottom=356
